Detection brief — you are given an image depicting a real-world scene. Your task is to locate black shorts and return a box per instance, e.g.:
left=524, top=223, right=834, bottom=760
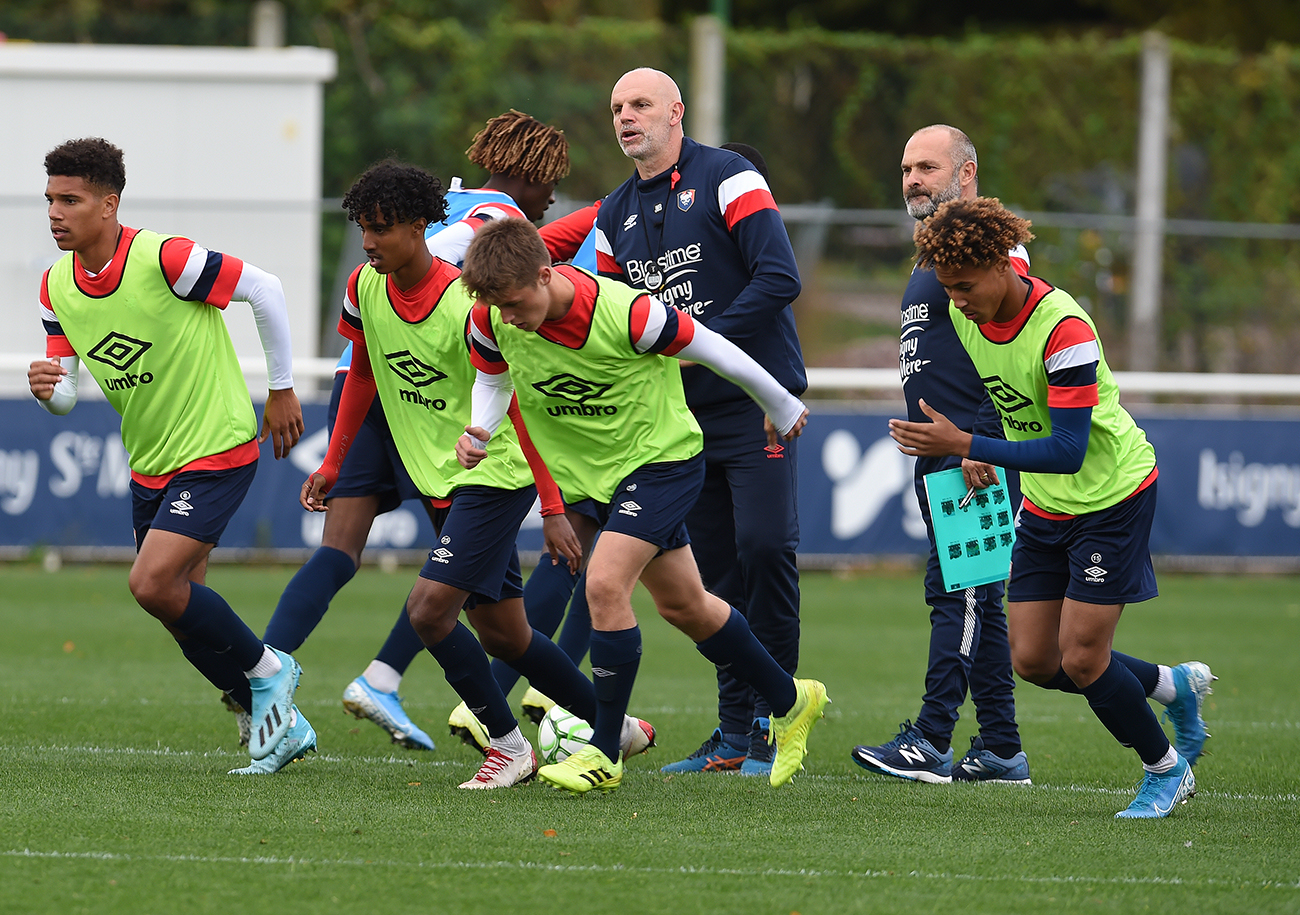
left=130, top=461, right=258, bottom=550
left=1008, top=479, right=1159, bottom=606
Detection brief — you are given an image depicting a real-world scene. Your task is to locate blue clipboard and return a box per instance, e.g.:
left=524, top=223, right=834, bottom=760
left=923, top=466, right=1015, bottom=592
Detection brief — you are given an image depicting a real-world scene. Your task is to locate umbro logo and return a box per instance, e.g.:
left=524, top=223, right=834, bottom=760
left=623, top=214, right=638, bottom=231
left=385, top=350, right=447, bottom=388
left=618, top=500, right=641, bottom=517
left=764, top=444, right=785, bottom=459
left=981, top=375, right=1034, bottom=413
left=1084, top=565, right=1108, bottom=582
left=169, top=490, right=193, bottom=517
left=533, top=373, right=613, bottom=404
left=88, top=331, right=151, bottom=371
left=429, top=547, right=454, bottom=564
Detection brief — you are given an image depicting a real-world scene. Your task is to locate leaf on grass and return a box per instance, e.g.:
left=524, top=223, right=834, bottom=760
left=408, top=781, right=421, bottom=786
left=63, top=641, right=75, bottom=653
left=543, top=829, right=557, bottom=837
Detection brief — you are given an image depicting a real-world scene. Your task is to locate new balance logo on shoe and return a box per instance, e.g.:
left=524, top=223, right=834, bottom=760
left=898, top=745, right=929, bottom=766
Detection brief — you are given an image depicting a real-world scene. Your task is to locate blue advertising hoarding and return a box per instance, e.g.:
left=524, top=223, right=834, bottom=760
left=2, top=399, right=1299, bottom=558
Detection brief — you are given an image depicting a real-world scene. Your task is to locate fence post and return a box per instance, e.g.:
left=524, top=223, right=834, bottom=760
left=690, top=13, right=726, bottom=147
left=1129, top=31, right=1171, bottom=371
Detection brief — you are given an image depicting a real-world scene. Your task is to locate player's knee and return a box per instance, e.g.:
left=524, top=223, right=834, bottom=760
left=1060, top=647, right=1109, bottom=687
left=1011, top=650, right=1057, bottom=685
left=406, top=595, right=459, bottom=644
left=127, top=567, right=181, bottom=619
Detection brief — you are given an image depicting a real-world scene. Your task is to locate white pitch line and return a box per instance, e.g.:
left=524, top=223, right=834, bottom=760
left=3, top=848, right=1297, bottom=891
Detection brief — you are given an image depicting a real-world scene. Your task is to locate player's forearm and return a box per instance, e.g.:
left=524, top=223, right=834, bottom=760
left=470, top=369, right=514, bottom=442
left=676, top=323, right=806, bottom=435
left=37, top=357, right=79, bottom=415
left=320, top=348, right=376, bottom=480
left=968, top=405, right=1091, bottom=474
left=233, top=263, right=295, bottom=390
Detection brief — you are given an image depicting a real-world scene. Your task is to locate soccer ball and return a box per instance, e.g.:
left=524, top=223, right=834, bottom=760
left=536, top=706, right=594, bottom=765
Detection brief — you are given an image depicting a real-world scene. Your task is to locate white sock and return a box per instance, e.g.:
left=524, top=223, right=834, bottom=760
left=363, top=660, right=402, bottom=694
left=1152, top=665, right=1177, bottom=705
left=1144, top=745, right=1179, bottom=774
left=490, top=726, right=530, bottom=757
left=245, top=645, right=282, bottom=679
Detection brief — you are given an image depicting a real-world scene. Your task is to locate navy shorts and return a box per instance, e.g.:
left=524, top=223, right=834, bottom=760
left=327, top=371, right=422, bottom=513
left=130, top=461, right=258, bottom=550
left=417, top=484, right=534, bottom=604
left=1008, top=479, right=1159, bottom=606
left=590, top=454, right=705, bottom=552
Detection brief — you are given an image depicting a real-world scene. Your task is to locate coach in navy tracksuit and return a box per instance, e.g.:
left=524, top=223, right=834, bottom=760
left=850, top=125, right=1028, bottom=784
left=594, top=68, right=804, bottom=775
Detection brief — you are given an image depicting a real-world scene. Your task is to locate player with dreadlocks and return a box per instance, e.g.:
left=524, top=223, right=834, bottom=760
left=427, top=109, right=571, bottom=266
left=422, top=110, right=605, bottom=751
left=887, top=197, right=1214, bottom=819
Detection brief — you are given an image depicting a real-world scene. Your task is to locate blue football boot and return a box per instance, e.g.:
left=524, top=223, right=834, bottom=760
left=1116, top=755, right=1195, bottom=818
left=1162, top=662, right=1215, bottom=766
left=660, top=728, right=747, bottom=773
left=248, top=648, right=301, bottom=760
left=228, top=706, right=317, bottom=775
left=342, top=676, right=436, bottom=751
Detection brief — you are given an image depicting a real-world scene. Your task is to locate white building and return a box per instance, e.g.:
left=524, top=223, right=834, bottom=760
left=0, top=41, right=336, bottom=396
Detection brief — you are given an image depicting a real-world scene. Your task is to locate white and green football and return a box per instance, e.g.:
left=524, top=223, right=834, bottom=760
left=536, top=706, right=594, bottom=765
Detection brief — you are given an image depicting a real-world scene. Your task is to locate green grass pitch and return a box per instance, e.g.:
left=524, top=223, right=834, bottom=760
left=1, top=564, right=1297, bottom=914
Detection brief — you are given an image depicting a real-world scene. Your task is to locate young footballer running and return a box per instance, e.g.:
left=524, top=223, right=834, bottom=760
left=29, top=137, right=311, bottom=775
left=888, top=197, right=1214, bottom=819
left=301, top=160, right=652, bottom=789
left=457, top=217, right=829, bottom=794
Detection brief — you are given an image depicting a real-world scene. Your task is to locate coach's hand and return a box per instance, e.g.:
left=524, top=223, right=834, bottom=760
left=543, top=514, right=584, bottom=573
left=261, top=387, right=305, bottom=459
left=765, top=407, right=809, bottom=448
left=457, top=427, right=490, bottom=469
left=962, top=459, right=1000, bottom=490
left=889, top=399, right=973, bottom=458
left=301, top=471, right=332, bottom=512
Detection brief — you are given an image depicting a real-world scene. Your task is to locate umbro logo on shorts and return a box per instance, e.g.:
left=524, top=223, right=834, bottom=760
left=429, top=547, right=454, bottom=564
left=618, top=501, right=641, bottom=517
left=169, top=490, right=194, bottom=517
left=1084, top=565, right=1108, bottom=582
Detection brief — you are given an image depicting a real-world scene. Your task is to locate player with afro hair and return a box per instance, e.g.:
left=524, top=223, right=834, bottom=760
left=43, top=137, right=126, bottom=197
left=342, top=158, right=448, bottom=229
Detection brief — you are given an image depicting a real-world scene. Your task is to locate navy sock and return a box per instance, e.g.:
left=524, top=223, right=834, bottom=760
left=263, top=547, right=355, bottom=652
left=173, top=583, right=264, bottom=671
left=695, top=608, right=797, bottom=717
left=178, top=638, right=251, bottom=712
left=425, top=621, right=515, bottom=738
left=1043, top=667, right=1083, bottom=693
left=1113, top=651, right=1160, bottom=697
left=555, top=572, right=592, bottom=664
left=492, top=557, right=581, bottom=695
left=917, top=727, right=951, bottom=755
left=1082, top=659, right=1171, bottom=766
left=1043, top=650, right=1161, bottom=698
left=374, top=598, right=426, bottom=674
left=588, top=627, right=641, bottom=760
left=505, top=630, right=597, bottom=723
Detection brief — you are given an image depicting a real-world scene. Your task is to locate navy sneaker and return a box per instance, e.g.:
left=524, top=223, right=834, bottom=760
left=952, top=736, right=1032, bottom=784
left=1116, top=755, right=1195, bottom=818
left=851, top=720, right=952, bottom=784
left=1162, top=662, right=1215, bottom=766
left=739, top=717, right=774, bottom=778
left=660, top=728, right=746, bottom=773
